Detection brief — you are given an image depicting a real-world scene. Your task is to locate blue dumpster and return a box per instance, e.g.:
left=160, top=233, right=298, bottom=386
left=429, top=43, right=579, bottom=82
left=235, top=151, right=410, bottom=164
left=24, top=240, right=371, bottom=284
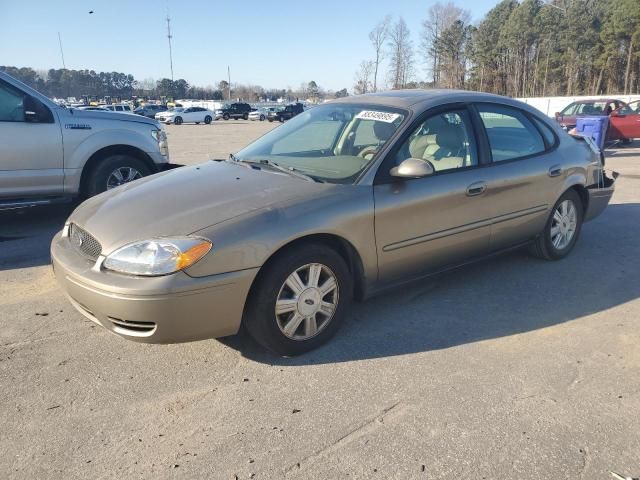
left=575, top=116, right=609, bottom=150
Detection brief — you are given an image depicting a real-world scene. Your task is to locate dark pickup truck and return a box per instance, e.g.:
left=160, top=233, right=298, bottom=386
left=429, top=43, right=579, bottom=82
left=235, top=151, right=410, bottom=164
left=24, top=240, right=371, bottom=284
left=268, top=103, right=305, bottom=122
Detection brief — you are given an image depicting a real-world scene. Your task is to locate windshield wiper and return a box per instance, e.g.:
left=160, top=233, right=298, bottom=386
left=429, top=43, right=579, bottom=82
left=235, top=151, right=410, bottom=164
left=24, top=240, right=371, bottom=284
left=229, top=153, right=239, bottom=162
left=240, top=159, right=322, bottom=183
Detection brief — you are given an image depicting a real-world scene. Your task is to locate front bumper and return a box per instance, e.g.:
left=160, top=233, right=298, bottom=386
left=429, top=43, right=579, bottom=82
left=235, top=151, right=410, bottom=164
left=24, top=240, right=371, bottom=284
left=584, top=171, right=617, bottom=222
left=51, top=231, right=259, bottom=344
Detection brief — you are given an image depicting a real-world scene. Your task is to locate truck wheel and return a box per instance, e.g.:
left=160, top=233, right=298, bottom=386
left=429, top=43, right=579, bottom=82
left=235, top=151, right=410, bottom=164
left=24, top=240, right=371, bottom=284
left=85, top=155, right=151, bottom=197
left=204, top=115, right=212, bottom=124
left=268, top=117, right=274, bottom=123
left=243, top=113, right=249, bottom=120
left=223, top=113, right=230, bottom=120
left=174, top=116, right=183, bottom=125
left=260, top=114, right=265, bottom=121
left=279, top=116, right=284, bottom=123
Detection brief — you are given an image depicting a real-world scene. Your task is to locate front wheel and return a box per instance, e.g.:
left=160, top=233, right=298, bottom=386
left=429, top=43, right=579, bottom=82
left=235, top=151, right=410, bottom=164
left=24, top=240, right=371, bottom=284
left=204, top=115, right=212, bottom=124
left=259, top=114, right=265, bottom=121
left=85, top=155, right=151, bottom=197
left=242, top=113, right=249, bottom=120
left=243, top=244, right=353, bottom=356
left=530, top=189, right=583, bottom=260
left=223, top=113, right=230, bottom=120
left=174, top=116, right=183, bottom=125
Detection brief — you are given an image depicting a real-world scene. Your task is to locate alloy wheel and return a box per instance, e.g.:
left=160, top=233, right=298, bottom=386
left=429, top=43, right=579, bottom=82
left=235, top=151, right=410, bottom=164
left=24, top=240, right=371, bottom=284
left=106, top=167, right=142, bottom=190
left=550, top=199, right=577, bottom=250
left=275, top=263, right=339, bottom=340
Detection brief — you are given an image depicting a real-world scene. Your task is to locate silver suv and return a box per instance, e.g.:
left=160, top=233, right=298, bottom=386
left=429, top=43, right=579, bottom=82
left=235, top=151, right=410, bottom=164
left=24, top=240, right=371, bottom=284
left=0, top=71, right=169, bottom=209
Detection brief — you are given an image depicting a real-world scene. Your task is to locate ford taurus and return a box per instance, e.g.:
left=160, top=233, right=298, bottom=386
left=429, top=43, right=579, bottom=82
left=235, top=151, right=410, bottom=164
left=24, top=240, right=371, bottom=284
left=51, top=90, right=615, bottom=355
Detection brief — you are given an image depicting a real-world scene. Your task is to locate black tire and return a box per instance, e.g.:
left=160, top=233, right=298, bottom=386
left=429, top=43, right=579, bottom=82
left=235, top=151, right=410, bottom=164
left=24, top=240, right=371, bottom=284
left=260, top=114, right=265, bottom=121
left=84, top=154, right=151, bottom=197
left=243, top=243, right=353, bottom=356
left=278, top=116, right=284, bottom=123
left=268, top=117, right=274, bottom=123
left=204, top=115, right=212, bottom=124
left=174, top=116, right=183, bottom=125
left=242, top=113, right=249, bottom=120
left=195, top=122, right=200, bottom=125
left=223, top=113, right=230, bottom=120
left=530, top=189, right=583, bottom=260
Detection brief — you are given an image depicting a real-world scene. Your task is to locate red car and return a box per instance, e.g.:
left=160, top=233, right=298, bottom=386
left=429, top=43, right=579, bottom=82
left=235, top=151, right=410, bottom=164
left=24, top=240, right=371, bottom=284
left=555, top=99, right=640, bottom=142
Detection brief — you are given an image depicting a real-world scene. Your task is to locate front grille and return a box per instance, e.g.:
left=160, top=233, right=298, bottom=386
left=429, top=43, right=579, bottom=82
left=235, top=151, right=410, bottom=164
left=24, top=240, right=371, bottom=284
left=69, top=224, right=102, bottom=260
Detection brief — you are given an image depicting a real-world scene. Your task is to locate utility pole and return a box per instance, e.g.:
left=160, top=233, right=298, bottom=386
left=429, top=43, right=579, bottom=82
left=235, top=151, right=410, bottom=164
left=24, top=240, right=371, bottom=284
left=57, top=32, right=66, bottom=69
left=166, top=14, right=174, bottom=83
left=227, top=65, right=231, bottom=100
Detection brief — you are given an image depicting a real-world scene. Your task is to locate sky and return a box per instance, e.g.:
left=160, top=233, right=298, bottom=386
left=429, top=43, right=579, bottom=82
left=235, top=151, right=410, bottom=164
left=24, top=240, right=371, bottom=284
left=0, top=0, right=499, bottom=91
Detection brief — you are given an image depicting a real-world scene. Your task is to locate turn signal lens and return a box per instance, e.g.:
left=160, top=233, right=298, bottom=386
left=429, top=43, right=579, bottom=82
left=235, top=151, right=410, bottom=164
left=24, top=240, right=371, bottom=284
left=177, top=241, right=212, bottom=270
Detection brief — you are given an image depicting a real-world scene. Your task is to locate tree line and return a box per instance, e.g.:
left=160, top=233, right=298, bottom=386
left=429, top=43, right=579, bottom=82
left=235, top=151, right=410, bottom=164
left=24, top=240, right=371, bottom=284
left=355, top=0, right=640, bottom=97
left=0, top=66, right=349, bottom=102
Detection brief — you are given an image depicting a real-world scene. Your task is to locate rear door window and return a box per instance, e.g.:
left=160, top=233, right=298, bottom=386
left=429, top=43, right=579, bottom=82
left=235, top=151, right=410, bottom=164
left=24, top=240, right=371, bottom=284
left=477, top=104, right=545, bottom=162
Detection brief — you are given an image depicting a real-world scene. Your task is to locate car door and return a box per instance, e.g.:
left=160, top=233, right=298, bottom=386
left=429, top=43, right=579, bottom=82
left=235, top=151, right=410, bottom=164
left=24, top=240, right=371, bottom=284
left=473, top=103, right=564, bottom=251
left=0, top=78, right=64, bottom=199
left=609, top=101, right=640, bottom=139
left=374, top=107, right=492, bottom=285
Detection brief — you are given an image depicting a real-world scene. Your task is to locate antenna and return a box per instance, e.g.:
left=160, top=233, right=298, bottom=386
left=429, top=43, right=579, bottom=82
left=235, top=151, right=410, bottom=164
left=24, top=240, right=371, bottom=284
left=57, top=32, right=67, bottom=69
left=227, top=65, right=231, bottom=100
left=166, top=13, right=174, bottom=83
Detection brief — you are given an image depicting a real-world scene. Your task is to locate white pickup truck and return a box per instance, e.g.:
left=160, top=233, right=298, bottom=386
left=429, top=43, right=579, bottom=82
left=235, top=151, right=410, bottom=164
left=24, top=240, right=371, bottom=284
left=0, top=71, right=170, bottom=210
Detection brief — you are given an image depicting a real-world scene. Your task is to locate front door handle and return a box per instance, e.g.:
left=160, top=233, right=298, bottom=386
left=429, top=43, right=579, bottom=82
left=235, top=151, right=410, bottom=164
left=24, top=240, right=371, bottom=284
left=548, top=165, right=563, bottom=177
left=466, top=181, right=487, bottom=197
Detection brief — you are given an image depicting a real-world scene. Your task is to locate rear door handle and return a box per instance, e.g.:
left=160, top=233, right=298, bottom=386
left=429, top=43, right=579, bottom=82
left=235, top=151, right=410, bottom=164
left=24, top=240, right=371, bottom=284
left=466, top=181, right=487, bottom=197
left=548, top=165, right=563, bottom=177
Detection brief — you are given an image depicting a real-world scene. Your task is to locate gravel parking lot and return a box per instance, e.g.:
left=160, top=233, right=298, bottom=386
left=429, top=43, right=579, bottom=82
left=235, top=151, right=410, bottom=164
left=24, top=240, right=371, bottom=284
left=1, top=123, right=639, bottom=479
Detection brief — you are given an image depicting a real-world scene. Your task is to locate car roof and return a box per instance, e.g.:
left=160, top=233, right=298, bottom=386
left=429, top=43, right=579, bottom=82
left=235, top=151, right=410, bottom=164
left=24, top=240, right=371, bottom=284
left=330, top=89, right=542, bottom=115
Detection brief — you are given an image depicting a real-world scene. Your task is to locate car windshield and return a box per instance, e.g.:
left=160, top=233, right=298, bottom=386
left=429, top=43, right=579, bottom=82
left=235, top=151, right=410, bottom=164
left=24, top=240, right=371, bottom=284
left=235, top=104, right=406, bottom=184
left=170, top=107, right=184, bottom=112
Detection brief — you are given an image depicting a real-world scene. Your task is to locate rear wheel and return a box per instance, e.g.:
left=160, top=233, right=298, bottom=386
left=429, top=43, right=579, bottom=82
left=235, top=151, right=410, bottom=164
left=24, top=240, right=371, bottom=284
left=530, top=189, right=583, bottom=260
left=242, top=113, right=249, bottom=120
left=243, top=244, right=353, bottom=356
left=85, top=155, right=151, bottom=197
left=174, top=116, right=183, bottom=125
left=204, top=115, right=212, bottom=124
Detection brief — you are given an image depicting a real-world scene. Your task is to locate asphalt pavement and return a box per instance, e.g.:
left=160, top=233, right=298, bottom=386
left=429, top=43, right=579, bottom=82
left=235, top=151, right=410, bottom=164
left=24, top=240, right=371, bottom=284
left=1, top=125, right=638, bottom=479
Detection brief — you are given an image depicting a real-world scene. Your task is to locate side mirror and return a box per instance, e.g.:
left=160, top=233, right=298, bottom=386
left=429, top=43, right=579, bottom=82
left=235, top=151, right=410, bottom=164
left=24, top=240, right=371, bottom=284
left=554, top=112, right=561, bottom=118
left=610, top=110, right=620, bottom=117
left=390, top=158, right=434, bottom=179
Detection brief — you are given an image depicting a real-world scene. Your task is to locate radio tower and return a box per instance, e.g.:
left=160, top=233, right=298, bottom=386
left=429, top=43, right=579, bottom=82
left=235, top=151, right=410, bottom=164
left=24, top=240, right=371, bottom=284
left=166, top=14, right=174, bottom=83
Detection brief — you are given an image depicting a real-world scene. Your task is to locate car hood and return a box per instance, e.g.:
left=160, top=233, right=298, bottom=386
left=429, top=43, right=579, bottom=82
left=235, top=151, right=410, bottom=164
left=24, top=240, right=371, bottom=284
left=69, top=161, right=333, bottom=254
left=70, top=108, right=159, bottom=126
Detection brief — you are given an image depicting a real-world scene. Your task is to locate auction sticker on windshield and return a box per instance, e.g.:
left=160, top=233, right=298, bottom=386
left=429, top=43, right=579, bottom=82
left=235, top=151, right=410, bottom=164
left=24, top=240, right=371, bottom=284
left=355, top=110, right=401, bottom=123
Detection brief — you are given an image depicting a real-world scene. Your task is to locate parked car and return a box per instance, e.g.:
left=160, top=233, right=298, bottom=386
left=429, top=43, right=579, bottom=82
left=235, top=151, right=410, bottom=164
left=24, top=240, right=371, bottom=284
left=134, top=104, right=167, bottom=118
left=249, top=108, right=267, bottom=121
left=104, top=104, right=133, bottom=113
left=155, top=107, right=184, bottom=122
left=216, top=102, right=252, bottom=120
left=609, top=100, right=640, bottom=141
left=51, top=90, right=615, bottom=355
left=268, top=102, right=304, bottom=122
left=0, top=71, right=169, bottom=209
left=162, top=107, right=214, bottom=125
left=554, top=99, right=625, bottom=131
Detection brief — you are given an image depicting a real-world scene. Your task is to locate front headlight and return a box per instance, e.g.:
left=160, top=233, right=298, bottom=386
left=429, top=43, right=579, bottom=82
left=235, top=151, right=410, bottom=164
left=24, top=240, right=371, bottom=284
left=151, top=128, right=167, bottom=142
left=103, top=237, right=212, bottom=276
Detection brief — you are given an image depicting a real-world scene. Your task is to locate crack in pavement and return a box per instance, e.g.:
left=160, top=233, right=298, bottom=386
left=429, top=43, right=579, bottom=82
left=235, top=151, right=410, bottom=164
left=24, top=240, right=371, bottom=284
left=284, top=400, right=406, bottom=475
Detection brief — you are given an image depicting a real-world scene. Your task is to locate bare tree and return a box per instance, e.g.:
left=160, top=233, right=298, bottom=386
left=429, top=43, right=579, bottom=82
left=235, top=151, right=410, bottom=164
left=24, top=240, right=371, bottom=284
left=421, top=1, right=470, bottom=86
left=388, top=17, right=414, bottom=89
left=369, top=15, right=391, bottom=92
left=353, top=60, right=375, bottom=94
